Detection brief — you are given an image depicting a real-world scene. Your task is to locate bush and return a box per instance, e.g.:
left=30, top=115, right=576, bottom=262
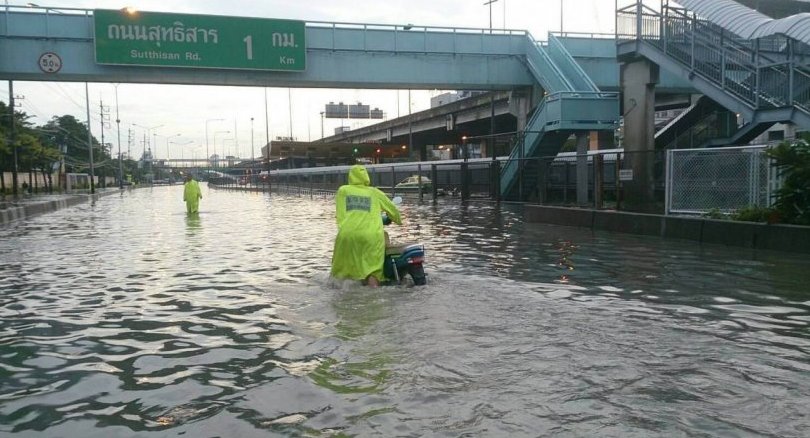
left=703, top=208, right=727, bottom=220
left=732, top=206, right=777, bottom=223
left=767, top=139, right=810, bottom=225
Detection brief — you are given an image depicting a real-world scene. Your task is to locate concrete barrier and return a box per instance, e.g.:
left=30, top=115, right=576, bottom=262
left=524, top=205, right=810, bottom=254
left=662, top=216, right=704, bottom=241
left=593, top=210, right=662, bottom=236
left=524, top=205, right=594, bottom=228
left=0, top=190, right=123, bottom=226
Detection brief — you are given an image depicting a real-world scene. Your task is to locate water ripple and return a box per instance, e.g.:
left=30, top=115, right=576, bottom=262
left=1, top=186, right=809, bottom=436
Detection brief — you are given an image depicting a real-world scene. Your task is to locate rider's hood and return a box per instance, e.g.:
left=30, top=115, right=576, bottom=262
left=347, top=165, right=370, bottom=186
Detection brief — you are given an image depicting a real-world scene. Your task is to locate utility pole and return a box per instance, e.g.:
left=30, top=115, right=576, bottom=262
left=8, top=80, right=18, bottom=197
left=84, top=82, right=95, bottom=194
left=250, top=117, right=255, bottom=161
left=114, top=84, right=123, bottom=189
left=99, top=99, right=109, bottom=188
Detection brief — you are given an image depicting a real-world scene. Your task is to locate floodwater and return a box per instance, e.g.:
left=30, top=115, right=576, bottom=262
left=1, top=186, right=810, bottom=437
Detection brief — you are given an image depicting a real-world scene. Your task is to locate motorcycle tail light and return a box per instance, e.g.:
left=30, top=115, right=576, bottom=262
left=407, top=256, right=424, bottom=264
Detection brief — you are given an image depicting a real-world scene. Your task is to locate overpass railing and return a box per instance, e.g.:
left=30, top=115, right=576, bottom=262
left=546, top=34, right=600, bottom=92
left=2, top=4, right=530, bottom=57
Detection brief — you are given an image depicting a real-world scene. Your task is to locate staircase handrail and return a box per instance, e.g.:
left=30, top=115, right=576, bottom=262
left=547, top=34, right=600, bottom=92
left=795, top=68, right=810, bottom=113
left=524, top=35, right=575, bottom=92
left=499, top=94, right=553, bottom=190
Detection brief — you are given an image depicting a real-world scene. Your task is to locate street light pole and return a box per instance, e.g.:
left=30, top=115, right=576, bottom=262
left=484, top=0, right=498, bottom=33
left=114, top=83, right=123, bottom=189
left=8, top=80, right=18, bottom=197
left=250, top=117, right=255, bottom=161
left=171, top=140, right=192, bottom=161
left=132, top=123, right=164, bottom=155
left=213, top=130, right=230, bottom=167
left=264, top=88, right=270, bottom=163
left=408, top=89, right=413, bottom=159
left=164, top=133, right=180, bottom=160
left=320, top=111, right=324, bottom=140
left=288, top=88, right=293, bottom=140
left=205, top=118, right=224, bottom=169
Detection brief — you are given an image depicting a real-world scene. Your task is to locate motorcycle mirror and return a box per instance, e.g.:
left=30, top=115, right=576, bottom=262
left=392, top=196, right=403, bottom=205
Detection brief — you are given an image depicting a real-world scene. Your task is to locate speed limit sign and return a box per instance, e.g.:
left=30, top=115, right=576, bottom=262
left=38, top=52, right=62, bottom=73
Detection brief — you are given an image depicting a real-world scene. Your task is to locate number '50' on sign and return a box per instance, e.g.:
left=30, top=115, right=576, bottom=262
left=39, top=52, right=63, bottom=73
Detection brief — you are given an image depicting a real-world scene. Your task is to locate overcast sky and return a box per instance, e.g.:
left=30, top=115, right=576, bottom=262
left=1, top=0, right=618, bottom=159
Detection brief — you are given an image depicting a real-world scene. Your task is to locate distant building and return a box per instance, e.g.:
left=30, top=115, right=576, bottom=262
left=324, top=102, right=384, bottom=119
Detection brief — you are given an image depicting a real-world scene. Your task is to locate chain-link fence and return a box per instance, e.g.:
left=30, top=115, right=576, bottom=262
left=665, top=145, right=776, bottom=215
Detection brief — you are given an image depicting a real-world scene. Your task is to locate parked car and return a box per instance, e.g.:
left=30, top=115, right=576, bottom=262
left=395, top=175, right=432, bottom=192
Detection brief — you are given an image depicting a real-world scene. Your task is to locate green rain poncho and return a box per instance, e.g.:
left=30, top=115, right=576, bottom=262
left=183, top=178, right=202, bottom=214
left=331, top=165, right=402, bottom=282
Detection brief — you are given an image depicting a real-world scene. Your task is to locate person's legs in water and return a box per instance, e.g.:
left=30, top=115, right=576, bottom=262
left=365, top=275, right=379, bottom=288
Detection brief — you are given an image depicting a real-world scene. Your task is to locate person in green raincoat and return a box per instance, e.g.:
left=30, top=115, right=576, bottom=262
left=331, top=165, right=401, bottom=287
left=183, top=174, right=202, bottom=214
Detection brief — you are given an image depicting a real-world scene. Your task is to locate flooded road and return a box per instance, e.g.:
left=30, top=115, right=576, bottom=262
left=2, top=185, right=810, bottom=436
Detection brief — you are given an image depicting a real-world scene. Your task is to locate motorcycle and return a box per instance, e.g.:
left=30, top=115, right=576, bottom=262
left=382, top=197, right=427, bottom=286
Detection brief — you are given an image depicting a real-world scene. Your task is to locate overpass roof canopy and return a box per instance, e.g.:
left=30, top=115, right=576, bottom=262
left=675, top=0, right=810, bottom=45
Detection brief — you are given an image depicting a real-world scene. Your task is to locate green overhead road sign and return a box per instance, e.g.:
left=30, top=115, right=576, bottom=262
left=94, top=9, right=305, bottom=71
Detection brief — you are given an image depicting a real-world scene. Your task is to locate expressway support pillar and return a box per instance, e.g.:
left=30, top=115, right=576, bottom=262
left=510, top=89, right=531, bottom=133
left=620, top=57, right=659, bottom=212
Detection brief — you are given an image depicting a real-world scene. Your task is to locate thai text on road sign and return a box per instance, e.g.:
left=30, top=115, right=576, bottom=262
left=94, top=9, right=306, bottom=71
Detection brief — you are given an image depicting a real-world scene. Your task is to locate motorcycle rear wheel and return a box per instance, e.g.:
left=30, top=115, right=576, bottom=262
left=409, top=265, right=427, bottom=286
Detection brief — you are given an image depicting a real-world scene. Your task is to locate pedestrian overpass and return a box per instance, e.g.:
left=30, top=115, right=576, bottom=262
left=616, top=0, right=810, bottom=207
left=0, top=4, right=619, bottom=202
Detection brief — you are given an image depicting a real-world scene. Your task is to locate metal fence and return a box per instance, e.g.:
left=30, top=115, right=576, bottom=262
left=210, top=144, right=786, bottom=216
left=665, top=145, right=776, bottom=215
left=209, top=150, right=657, bottom=209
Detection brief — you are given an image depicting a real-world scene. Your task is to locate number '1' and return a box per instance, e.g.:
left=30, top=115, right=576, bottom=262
left=243, top=35, right=253, bottom=60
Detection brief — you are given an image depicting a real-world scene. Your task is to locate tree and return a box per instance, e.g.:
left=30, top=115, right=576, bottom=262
left=0, top=101, right=41, bottom=195
left=767, top=138, right=810, bottom=225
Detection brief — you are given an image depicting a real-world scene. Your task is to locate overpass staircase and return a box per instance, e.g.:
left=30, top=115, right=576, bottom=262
left=618, top=0, right=810, bottom=151
left=654, top=95, right=740, bottom=150
left=499, top=34, right=619, bottom=200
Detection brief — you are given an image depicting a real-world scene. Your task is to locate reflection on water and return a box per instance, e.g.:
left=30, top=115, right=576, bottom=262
left=1, top=186, right=810, bottom=436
